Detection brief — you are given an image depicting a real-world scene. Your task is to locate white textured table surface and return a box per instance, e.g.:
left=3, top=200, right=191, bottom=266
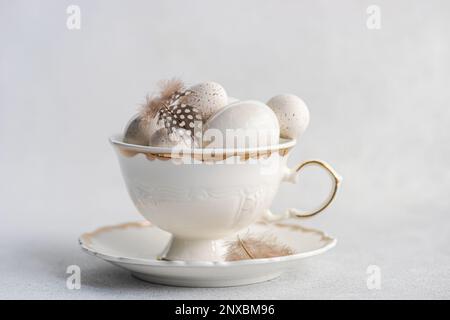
left=1, top=202, right=449, bottom=299
left=1, top=0, right=449, bottom=299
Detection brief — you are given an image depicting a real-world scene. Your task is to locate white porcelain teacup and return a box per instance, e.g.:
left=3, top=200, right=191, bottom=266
left=110, top=134, right=341, bottom=261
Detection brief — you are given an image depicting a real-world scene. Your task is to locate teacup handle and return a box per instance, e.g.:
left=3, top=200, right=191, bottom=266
left=263, top=159, right=342, bottom=222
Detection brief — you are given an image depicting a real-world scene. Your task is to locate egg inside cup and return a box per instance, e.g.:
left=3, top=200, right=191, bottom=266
left=115, top=80, right=340, bottom=262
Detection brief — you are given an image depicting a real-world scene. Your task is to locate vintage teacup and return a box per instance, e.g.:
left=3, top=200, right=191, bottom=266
left=110, top=134, right=341, bottom=261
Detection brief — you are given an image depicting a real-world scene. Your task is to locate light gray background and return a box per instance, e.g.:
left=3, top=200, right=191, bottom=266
left=1, top=0, right=449, bottom=299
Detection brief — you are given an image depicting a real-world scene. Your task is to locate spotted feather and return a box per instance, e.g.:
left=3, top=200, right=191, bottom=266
left=157, top=90, right=203, bottom=146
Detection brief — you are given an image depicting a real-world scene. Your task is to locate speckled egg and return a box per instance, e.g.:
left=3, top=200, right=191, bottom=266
left=184, top=82, right=228, bottom=120
left=266, top=94, right=310, bottom=140
left=203, top=100, right=280, bottom=148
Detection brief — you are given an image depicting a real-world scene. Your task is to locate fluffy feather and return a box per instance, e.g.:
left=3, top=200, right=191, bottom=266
left=139, top=78, right=186, bottom=122
left=140, top=94, right=161, bottom=123
left=139, top=79, right=202, bottom=145
left=224, top=232, right=294, bottom=261
left=158, top=78, right=185, bottom=100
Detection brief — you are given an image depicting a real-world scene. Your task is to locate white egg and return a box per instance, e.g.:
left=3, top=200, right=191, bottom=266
left=184, top=82, right=228, bottom=120
left=266, top=94, right=310, bottom=140
left=123, top=114, right=150, bottom=145
left=123, top=113, right=163, bottom=146
left=203, top=100, right=280, bottom=148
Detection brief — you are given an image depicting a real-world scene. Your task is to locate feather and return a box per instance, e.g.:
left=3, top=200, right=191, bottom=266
left=158, top=78, right=185, bottom=100
left=139, top=78, right=203, bottom=145
left=139, top=78, right=185, bottom=123
left=158, top=92, right=201, bottom=143
left=139, top=94, right=162, bottom=123
left=224, top=232, right=294, bottom=261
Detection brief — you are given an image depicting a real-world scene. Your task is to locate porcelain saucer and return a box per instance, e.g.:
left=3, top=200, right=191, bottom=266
left=79, top=220, right=336, bottom=287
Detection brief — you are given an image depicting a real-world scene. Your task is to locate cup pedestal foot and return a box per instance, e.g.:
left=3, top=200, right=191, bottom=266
left=161, top=237, right=225, bottom=262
